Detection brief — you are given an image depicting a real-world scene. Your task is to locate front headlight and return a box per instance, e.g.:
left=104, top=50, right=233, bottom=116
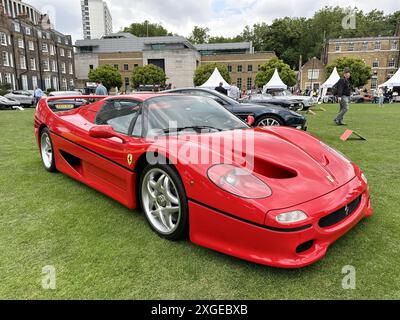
left=207, top=164, right=272, bottom=199
left=276, top=210, right=308, bottom=224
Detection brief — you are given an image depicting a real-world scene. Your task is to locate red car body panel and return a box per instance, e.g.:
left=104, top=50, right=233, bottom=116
left=34, top=94, right=373, bottom=268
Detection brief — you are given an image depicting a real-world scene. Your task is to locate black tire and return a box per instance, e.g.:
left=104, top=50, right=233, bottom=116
left=40, top=128, right=57, bottom=172
left=138, top=164, right=189, bottom=241
left=255, top=115, right=284, bottom=127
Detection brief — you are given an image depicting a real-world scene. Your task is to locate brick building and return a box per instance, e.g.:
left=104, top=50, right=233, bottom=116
left=0, top=2, right=75, bottom=91
left=298, top=57, right=326, bottom=92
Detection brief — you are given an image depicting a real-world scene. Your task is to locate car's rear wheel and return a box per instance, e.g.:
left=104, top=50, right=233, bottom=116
left=139, top=164, right=189, bottom=240
left=40, top=128, right=57, bottom=172
left=256, top=115, right=283, bottom=127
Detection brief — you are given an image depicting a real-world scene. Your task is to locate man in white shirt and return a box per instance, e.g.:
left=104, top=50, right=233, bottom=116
left=228, top=82, right=240, bottom=100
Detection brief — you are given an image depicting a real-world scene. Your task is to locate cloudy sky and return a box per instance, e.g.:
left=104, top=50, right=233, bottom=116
left=28, top=0, right=400, bottom=42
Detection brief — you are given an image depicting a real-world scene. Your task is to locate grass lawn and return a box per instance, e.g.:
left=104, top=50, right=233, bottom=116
left=0, top=103, right=399, bottom=300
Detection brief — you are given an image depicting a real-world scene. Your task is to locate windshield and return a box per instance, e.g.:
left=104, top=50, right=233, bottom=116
left=144, top=95, right=248, bottom=137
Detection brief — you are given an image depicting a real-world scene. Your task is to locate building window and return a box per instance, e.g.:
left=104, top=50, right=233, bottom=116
left=49, top=60, right=56, bottom=72
left=89, top=64, right=94, bottom=70
left=42, top=43, right=48, bottom=53
left=237, top=65, right=242, bottom=72
left=21, top=75, right=28, bottom=90
left=248, top=65, right=253, bottom=72
left=57, top=36, right=61, bottom=43
left=372, top=60, right=379, bottom=68
left=25, top=27, right=31, bottom=35
left=52, top=77, right=58, bottom=90
left=14, top=23, right=20, bottom=32
left=49, top=45, right=55, bottom=55
left=20, top=55, right=26, bottom=69
left=45, top=76, right=51, bottom=89
left=392, top=41, right=398, bottom=50
left=32, top=76, right=38, bottom=88
left=60, top=48, right=65, bottom=57
left=237, top=77, right=242, bottom=89
left=2, top=52, right=9, bottom=66
left=348, top=42, right=354, bottom=51
left=388, top=59, right=396, bottom=68
left=18, top=38, right=24, bottom=48
left=9, top=52, right=13, bottom=67
left=370, top=77, right=377, bottom=89
left=247, top=77, right=252, bottom=90
left=30, top=58, right=36, bottom=70
left=114, top=64, right=119, bottom=70
left=227, top=65, right=232, bottom=72
left=42, top=59, right=50, bottom=71
left=37, top=30, right=42, bottom=38
left=28, top=41, right=34, bottom=50
left=5, top=73, right=12, bottom=84
left=134, top=64, right=138, bottom=68
left=308, top=69, right=320, bottom=80
left=124, top=64, right=129, bottom=71
left=335, top=43, right=341, bottom=51
left=69, top=79, right=74, bottom=88
left=62, top=78, right=67, bottom=90
left=69, top=63, right=73, bottom=74
left=374, top=41, right=381, bottom=50
left=67, top=50, right=72, bottom=58
left=362, top=42, right=368, bottom=51
left=0, top=33, right=7, bottom=46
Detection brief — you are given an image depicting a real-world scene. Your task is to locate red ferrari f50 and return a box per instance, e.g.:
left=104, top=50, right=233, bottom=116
left=34, top=93, right=373, bottom=268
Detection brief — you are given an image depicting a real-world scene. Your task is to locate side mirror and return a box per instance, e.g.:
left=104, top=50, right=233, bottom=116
left=89, top=125, right=126, bottom=143
left=246, top=115, right=255, bottom=126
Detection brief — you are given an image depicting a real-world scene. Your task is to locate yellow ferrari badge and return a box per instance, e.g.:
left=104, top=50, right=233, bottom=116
left=327, top=175, right=335, bottom=183
left=127, top=154, right=133, bottom=166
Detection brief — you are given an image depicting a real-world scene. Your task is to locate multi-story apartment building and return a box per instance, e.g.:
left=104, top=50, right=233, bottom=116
left=0, top=2, right=75, bottom=91
left=298, top=57, right=326, bottom=92
left=81, top=0, right=112, bottom=40
left=323, top=34, right=400, bottom=92
left=75, top=34, right=275, bottom=91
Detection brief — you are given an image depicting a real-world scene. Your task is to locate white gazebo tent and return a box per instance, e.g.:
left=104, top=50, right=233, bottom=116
left=379, top=68, right=400, bottom=88
left=200, top=67, right=230, bottom=89
left=320, top=67, right=340, bottom=99
left=262, top=69, right=287, bottom=93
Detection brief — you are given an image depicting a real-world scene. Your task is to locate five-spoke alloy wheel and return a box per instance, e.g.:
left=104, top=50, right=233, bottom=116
left=40, top=128, right=57, bottom=172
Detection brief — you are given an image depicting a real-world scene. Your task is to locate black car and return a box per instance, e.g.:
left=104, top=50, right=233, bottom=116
left=241, top=94, right=304, bottom=111
left=164, top=88, right=307, bottom=129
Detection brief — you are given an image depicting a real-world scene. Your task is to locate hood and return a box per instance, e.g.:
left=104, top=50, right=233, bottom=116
left=151, top=127, right=356, bottom=210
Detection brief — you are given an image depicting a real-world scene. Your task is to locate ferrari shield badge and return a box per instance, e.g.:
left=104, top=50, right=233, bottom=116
left=127, top=154, right=133, bottom=166
left=327, top=175, right=335, bottom=183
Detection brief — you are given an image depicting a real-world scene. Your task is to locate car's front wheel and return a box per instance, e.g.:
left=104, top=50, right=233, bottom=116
left=256, top=115, right=283, bottom=127
left=40, top=128, right=57, bottom=172
left=139, top=164, right=189, bottom=240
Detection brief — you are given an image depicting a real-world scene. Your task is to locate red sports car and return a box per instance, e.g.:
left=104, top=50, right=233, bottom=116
left=34, top=93, right=373, bottom=268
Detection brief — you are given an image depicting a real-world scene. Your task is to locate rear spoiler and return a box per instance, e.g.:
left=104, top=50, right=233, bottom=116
left=45, top=95, right=108, bottom=102
left=43, top=95, right=108, bottom=111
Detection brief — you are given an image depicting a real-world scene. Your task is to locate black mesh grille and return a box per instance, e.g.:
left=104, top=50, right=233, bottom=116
left=318, top=195, right=362, bottom=228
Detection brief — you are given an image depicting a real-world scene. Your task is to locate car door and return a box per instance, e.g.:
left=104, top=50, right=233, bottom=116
left=71, top=98, right=143, bottom=208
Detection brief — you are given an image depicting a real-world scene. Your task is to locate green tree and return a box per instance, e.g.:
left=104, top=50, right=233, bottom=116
left=131, top=64, right=167, bottom=89
left=188, top=26, right=210, bottom=44
left=123, top=20, right=172, bottom=37
left=88, top=64, right=122, bottom=91
left=255, top=57, right=296, bottom=88
left=326, top=57, right=372, bottom=88
left=193, top=63, right=231, bottom=87
left=0, top=83, right=11, bottom=96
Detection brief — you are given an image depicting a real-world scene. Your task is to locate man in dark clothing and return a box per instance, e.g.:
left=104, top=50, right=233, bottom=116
left=215, top=82, right=228, bottom=95
left=334, top=68, right=352, bottom=126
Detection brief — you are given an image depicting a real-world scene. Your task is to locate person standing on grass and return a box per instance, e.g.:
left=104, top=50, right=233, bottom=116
left=228, top=82, right=240, bottom=100
left=377, top=87, right=384, bottom=107
left=33, top=87, right=44, bottom=105
left=334, top=68, right=352, bottom=126
left=95, top=81, right=108, bottom=96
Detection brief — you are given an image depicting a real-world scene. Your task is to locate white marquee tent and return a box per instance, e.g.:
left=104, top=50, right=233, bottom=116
left=262, top=69, right=287, bottom=93
left=320, top=67, right=340, bottom=99
left=200, top=68, right=230, bottom=89
left=379, top=68, right=400, bottom=88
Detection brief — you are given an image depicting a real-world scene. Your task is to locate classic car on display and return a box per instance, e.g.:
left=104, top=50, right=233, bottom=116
left=34, top=93, right=373, bottom=268
left=165, top=88, right=307, bottom=129
left=240, top=94, right=304, bottom=111
left=4, top=90, right=34, bottom=107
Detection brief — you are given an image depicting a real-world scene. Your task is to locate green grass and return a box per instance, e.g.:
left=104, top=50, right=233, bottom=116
left=0, top=103, right=399, bottom=300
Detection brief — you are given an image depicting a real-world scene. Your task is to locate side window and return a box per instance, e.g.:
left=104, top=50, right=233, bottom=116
left=95, top=99, right=140, bottom=135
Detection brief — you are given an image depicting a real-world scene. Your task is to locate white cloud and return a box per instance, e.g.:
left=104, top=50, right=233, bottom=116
left=27, top=0, right=400, bottom=42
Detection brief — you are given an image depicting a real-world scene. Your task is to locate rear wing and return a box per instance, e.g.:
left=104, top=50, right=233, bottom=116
left=43, top=95, right=108, bottom=112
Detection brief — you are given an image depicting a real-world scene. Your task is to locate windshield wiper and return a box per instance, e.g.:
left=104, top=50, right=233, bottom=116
left=162, top=126, right=222, bottom=133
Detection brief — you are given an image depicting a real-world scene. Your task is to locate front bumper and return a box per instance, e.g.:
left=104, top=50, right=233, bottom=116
left=189, top=177, right=373, bottom=268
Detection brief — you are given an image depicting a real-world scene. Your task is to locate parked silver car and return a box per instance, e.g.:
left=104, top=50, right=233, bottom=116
left=5, top=90, right=34, bottom=107
left=0, top=95, right=21, bottom=110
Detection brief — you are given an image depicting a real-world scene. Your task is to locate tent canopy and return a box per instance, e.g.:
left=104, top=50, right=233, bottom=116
left=379, top=68, right=400, bottom=88
left=263, top=69, right=287, bottom=91
left=200, top=68, right=230, bottom=89
left=321, top=67, right=340, bottom=88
